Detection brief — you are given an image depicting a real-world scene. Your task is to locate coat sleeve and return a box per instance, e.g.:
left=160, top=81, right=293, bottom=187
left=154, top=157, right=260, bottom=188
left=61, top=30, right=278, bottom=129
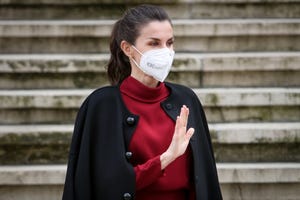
left=62, top=97, right=90, bottom=200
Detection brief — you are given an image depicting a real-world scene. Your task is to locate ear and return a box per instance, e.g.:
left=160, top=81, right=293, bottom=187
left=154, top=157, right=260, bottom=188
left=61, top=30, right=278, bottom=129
left=120, top=40, right=132, bottom=58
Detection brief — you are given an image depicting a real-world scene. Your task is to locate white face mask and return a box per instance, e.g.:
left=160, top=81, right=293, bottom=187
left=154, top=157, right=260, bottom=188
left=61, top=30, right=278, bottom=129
left=131, top=45, right=175, bottom=82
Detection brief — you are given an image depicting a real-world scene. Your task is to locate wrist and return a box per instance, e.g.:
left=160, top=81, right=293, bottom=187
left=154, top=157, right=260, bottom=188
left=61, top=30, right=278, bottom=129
left=160, top=151, right=175, bottom=170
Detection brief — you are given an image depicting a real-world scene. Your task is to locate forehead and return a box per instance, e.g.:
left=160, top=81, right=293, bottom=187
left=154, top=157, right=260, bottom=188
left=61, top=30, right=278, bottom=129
left=137, top=20, right=173, bottom=40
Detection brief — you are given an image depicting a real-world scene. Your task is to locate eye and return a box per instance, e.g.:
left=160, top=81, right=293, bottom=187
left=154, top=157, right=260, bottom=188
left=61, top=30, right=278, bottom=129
left=167, top=40, right=174, bottom=47
left=149, top=41, right=159, bottom=46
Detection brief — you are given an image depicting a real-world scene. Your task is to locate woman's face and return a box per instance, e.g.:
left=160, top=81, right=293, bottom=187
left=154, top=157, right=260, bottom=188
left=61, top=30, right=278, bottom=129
left=132, top=20, right=174, bottom=62
left=121, top=20, right=174, bottom=86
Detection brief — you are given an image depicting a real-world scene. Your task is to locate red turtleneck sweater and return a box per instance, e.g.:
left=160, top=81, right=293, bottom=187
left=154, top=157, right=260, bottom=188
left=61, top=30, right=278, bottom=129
left=120, top=76, right=195, bottom=200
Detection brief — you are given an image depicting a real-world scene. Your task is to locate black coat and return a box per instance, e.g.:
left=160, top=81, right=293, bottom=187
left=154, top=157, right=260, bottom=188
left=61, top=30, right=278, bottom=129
left=62, top=82, right=222, bottom=200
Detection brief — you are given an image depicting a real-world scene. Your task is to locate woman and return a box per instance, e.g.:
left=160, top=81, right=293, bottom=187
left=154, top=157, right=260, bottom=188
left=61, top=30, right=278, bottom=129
left=62, top=4, right=222, bottom=200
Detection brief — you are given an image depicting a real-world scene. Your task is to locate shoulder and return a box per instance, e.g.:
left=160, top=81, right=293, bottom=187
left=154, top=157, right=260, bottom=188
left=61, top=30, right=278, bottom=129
left=165, top=82, right=204, bottom=111
left=88, top=85, right=119, bottom=100
left=165, top=82, right=198, bottom=99
left=81, top=85, right=120, bottom=108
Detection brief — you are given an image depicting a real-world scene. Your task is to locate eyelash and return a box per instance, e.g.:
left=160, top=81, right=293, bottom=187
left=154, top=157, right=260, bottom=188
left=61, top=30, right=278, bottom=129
left=167, top=40, right=174, bottom=46
left=149, top=41, right=174, bottom=47
left=150, top=41, right=159, bottom=46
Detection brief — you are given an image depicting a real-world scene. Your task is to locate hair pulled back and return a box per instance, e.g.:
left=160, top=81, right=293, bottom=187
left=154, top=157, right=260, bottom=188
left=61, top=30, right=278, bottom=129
left=107, top=4, right=172, bottom=85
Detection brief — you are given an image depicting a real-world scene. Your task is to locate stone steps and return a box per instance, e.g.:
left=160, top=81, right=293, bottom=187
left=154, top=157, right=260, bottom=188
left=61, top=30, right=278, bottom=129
left=0, top=52, right=299, bottom=89
left=0, top=88, right=299, bottom=124
left=210, top=122, right=300, bottom=162
left=1, top=19, right=299, bottom=53
left=0, top=122, right=299, bottom=164
left=1, top=0, right=299, bottom=19
left=0, top=0, right=299, bottom=199
left=219, top=163, right=300, bottom=200
left=0, top=163, right=300, bottom=200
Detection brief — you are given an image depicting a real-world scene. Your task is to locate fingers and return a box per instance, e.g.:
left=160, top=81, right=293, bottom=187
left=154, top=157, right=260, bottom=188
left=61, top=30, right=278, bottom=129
left=180, top=105, right=189, bottom=127
left=186, top=127, right=195, bottom=139
left=175, top=105, right=194, bottom=137
left=175, top=105, right=186, bottom=132
left=164, top=105, right=195, bottom=163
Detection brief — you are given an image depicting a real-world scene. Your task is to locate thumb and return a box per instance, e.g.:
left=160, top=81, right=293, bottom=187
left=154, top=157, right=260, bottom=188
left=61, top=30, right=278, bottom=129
left=186, top=128, right=195, bottom=139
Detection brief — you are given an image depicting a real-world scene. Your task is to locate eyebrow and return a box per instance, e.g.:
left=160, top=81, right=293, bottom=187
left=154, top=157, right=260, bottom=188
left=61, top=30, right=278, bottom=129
left=147, top=37, right=175, bottom=41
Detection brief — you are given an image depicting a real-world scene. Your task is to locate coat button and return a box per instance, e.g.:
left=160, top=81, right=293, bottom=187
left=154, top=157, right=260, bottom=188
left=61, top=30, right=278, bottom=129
left=123, top=193, right=132, bottom=200
left=165, top=103, right=173, bottom=110
left=125, top=151, right=132, bottom=160
left=126, top=116, right=135, bottom=126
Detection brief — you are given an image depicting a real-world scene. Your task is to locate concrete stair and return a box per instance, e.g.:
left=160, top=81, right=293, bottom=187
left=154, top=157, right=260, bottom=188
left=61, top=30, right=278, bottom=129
left=0, top=52, right=299, bottom=89
left=0, top=19, right=299, bottom=53
left=1, top=0, right=300, bottom=19
left=0, top=123, right=299, bottom=164
left=0, top=163, right=300, bottom=200
left=0, top=0, right=299, bottom=199
left=0, top=88, right=299, bottom=124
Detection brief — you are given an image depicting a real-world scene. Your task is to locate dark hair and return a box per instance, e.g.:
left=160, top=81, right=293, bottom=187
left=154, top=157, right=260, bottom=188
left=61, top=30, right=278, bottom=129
left=107, top=4, right=172, bottom=85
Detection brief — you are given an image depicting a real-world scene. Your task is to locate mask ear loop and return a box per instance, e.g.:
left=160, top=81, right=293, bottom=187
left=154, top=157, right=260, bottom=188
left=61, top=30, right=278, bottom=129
left=130, top=45, right=140, bottom=65
left=130, top=46, right=143, bottom=66
left=130, top=45, right=147, bottom=74
left=131, top=57, right=140, bottom=68
left=131, top=45, right=144, bottom=56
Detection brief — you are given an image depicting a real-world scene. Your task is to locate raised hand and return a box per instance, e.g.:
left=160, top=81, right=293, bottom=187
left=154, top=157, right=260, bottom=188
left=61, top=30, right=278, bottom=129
left=160, top=105, right=195, bottom=170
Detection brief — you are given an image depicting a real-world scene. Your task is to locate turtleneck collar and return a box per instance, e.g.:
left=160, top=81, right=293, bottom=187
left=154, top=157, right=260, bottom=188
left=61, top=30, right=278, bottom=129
left=120, top=76, right=170, bottom=103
